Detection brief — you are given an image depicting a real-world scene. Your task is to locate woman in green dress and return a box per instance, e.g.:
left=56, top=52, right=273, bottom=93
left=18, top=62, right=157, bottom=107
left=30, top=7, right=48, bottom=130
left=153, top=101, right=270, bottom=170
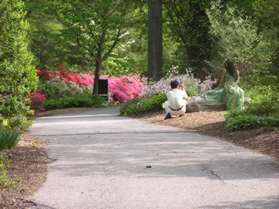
left=205, top=60, right=245, bottom=112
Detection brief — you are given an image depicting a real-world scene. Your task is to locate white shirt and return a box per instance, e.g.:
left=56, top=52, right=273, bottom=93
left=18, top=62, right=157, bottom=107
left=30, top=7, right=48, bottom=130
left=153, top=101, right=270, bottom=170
left=166, top=88, right=188, bottom=109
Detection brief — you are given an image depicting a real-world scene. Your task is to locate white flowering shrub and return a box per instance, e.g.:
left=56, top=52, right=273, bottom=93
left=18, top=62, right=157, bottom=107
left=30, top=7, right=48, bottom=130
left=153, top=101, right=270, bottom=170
left=40, top=76, right=91, bottom=98
left=143, top=73, right=215, bottom=98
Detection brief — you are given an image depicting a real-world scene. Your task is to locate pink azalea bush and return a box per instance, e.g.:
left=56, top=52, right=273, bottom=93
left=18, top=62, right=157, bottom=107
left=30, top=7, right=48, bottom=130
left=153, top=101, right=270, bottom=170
left=37, top=68, right=55, bottom=80
left=108, top=76, right=144, bottom=102
left=46, top=77, right=86, bottom=96
left=36, top=65, right=144, bottom=103
left=59, top=71, right=94, bottom=87
left=30, top=91, right=46, bottom=111
left=37, top=66, right=94, bottom=88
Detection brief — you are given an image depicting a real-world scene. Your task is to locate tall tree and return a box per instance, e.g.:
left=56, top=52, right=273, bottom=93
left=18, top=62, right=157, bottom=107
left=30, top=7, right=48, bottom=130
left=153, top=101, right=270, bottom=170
left=0, top=0, right=37, bottom=128
left=148, top=0, right=163, bottom=81
left=49, top=0, right=130, bottom=95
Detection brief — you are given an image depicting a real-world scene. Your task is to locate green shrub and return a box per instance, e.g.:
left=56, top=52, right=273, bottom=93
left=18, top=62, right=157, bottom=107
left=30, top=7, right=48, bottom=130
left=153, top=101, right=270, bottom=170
left=0, top=126, right=19, bottom=150
left=184, top=79, right=200, bottom=97
left=0, top=155, right=17, bottom=188
left=225, top=111, right=279, bottom=130
left=44, top=93, right=106, bottom=110
left=38, top=78, right=86, bottom=99
left=38, top=80, right=61, bottom=99
left=226, top=84, right=279, bottom=131
left=225, top=75, right=279, bottom=131
left=0, top=0, right=38, bottom=130
left=120, top=94, right=167, bottom=116
left=244, top=84, right=279, bottom=115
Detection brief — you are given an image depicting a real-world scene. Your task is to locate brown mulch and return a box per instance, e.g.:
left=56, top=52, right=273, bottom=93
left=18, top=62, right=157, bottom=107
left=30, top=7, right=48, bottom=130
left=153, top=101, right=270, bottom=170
left=0, top=134, right=48, bottom=209
left=139, top=111, right=279, bottom=160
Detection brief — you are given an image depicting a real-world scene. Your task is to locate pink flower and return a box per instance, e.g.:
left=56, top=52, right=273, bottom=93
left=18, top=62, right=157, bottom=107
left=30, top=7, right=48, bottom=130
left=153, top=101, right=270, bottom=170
left=36, top=64, right=144, bottom=103
left=30, top=91, right=46, bottom=111
left=108, top=75, right=144, bottom=102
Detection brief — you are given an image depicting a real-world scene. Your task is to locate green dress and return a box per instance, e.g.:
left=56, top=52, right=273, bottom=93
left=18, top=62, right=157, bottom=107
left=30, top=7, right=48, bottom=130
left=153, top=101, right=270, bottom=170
left=205, top=74, right=244, bottom=112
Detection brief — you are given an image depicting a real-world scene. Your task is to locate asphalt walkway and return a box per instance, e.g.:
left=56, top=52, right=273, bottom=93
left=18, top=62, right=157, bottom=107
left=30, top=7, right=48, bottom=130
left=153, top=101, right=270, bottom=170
left=30, top=107, right=279, bottom=209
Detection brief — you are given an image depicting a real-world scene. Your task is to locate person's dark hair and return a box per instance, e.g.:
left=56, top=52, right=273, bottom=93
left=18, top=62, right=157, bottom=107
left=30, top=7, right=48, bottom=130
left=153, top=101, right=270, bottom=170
left=170, top=80, right=179, bottom=89
left=224, top=59, right=237, bottom=78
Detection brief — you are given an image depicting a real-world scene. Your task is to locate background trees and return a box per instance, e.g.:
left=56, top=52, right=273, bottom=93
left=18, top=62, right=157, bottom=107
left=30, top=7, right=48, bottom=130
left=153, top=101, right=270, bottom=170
left=21, top=0, right=278, bottom=80
left=164, top=0, right=213, bottom=78
left=207, top=2, right=271, bottom=76
left=49, top=0, right=133, bottom=94
left=254, top=0, right=279, bottom=73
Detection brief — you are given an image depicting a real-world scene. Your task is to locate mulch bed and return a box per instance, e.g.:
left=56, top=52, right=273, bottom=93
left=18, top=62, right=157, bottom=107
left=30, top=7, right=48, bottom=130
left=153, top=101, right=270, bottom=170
left=0, top=134, right=48, bottom=209
left=139, top=111, right=279, bottom=160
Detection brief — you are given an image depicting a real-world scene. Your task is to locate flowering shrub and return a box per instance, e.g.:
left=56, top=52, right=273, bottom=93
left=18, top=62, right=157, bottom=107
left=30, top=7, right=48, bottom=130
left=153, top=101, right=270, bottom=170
left=60, top=71, right=94, bottom=87
left=108, top=76, right=144, bottom=102
left=41, top=77, right=88, bottom=98
left=199, top=77, right=216, bottom=93
left=36, top=66, right=144, bottom=103
left=30, top=91, right=46, bottom=111
left=37, top=68, right=94, bottom=87
left=142, top=74, right=215, bottom=98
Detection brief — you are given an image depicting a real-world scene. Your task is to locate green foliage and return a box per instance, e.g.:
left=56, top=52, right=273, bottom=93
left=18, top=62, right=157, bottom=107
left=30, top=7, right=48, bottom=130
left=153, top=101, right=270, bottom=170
left=0, top=0, right=37, bottom=129
left=0, top=155, right=17, bottom=188
left=245, top=86, right=279, bottom=116
left=37, top=81, right=57, bottom=99
left=0, top=126, right=19, bottom=150
left=226, top=79, right=279, bottom=130
left=184, top=79, right=200, bottom=97
left=103, top=3, right=148, bottom=76
left=223, top=0, right=256, bottom=15
left=253, top=0, right=279, bottom=72
left=24, top=0, right=63, bottom=67
left=225, top=112, right=279, bottom=130
left=24, top=0, right=149, bottom=76
left=165, top=0, right=213, bottom=77
left=120, top=94, right=166, bottom=116
left=44, top=93, right=106, bottom=110
left=207, top=2, right=272, bottom=76
left=38, top=79, right=86, bottom=99
left=42, top=0, right=131, bottom=70
left=8, top=116, right=32, bottom=132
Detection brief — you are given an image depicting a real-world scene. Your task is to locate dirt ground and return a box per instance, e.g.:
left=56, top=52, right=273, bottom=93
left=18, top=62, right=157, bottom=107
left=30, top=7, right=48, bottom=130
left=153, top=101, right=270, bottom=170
left=139, top=111, right=279, bottom=160
left=0, top=134, right=48, bottom=209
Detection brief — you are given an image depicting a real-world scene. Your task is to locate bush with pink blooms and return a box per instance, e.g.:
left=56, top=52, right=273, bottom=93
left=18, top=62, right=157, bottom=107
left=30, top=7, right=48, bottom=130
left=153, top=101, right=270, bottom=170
left=108, top=76, right=144, bottom=102
left=35, top=66, right=145, bottom=109
left=30, top=91, right=46, bottom=111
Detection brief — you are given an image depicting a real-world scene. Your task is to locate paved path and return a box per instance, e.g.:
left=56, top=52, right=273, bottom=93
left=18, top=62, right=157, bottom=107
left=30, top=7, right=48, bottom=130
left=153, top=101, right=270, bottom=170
left=30, top=107, right=279, bottom=209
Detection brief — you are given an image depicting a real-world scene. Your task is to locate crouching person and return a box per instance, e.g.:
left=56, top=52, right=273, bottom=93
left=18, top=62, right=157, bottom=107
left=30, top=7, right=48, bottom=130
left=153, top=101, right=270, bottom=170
left=163, top=80, right=189, bottom=120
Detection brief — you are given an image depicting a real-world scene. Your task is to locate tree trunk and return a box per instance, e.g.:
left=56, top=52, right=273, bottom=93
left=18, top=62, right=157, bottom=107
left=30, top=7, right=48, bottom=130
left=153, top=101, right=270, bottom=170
left=93, top=53, right=102, bottom=95
left=148, top=0, right=163, bottom=81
